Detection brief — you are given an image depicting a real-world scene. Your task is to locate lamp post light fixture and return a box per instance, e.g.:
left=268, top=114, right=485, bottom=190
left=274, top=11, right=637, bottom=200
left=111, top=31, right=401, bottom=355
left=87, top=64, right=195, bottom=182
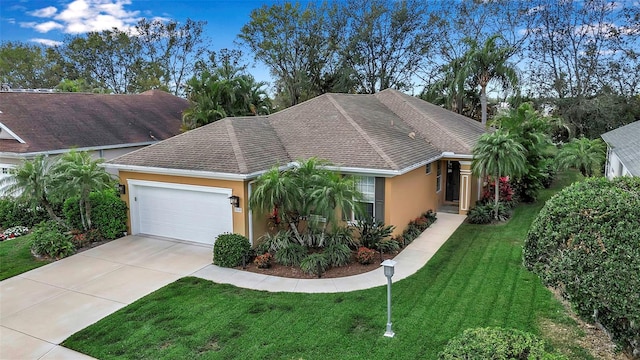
left=228, top=195, right=240, bottom=208
left=381, top=259, right=397, bottom=338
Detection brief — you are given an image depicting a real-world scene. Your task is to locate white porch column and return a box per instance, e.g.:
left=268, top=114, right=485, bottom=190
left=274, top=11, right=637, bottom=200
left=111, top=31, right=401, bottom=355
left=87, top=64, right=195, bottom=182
left=458, top=161, right=473, bottom=215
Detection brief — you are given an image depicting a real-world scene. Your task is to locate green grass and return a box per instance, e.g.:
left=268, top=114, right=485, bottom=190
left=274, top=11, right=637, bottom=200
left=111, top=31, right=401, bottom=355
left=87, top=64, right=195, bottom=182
left=0, top=234, right=52, bottom=281
left=63, top=171, right=587, bottom=360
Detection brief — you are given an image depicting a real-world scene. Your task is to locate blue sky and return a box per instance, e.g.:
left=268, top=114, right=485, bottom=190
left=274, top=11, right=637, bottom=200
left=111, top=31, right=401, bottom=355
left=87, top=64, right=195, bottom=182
left=0, top=0, right=278, bottom=83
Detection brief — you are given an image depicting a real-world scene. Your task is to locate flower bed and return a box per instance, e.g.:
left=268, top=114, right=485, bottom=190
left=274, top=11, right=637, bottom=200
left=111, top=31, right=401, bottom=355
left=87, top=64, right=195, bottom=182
left=0, top=226, right=29, bottom=241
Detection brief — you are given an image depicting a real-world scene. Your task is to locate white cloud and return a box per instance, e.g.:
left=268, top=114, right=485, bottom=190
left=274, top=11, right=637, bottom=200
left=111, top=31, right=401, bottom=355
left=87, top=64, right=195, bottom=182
left=22, top=0, right=142, bottom=35
left=28, top=6, right=57, bottom=18
left=34, top=21, right=64, bottom=33
left=30, top=38, right=63, bottom=46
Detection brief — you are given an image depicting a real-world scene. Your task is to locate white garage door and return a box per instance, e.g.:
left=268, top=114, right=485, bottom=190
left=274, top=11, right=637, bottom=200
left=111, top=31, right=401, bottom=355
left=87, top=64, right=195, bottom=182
left=128, top=180, right=233, bottom=245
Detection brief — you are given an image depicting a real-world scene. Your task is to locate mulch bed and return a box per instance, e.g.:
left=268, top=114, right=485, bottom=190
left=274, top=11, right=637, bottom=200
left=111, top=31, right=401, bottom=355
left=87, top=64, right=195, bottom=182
left=235, top=251, right=398, bottom=279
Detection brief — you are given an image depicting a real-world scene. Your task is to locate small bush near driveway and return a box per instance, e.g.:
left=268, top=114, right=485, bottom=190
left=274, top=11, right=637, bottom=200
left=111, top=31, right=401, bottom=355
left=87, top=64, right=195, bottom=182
left=213, top=233, right=251, bottom=267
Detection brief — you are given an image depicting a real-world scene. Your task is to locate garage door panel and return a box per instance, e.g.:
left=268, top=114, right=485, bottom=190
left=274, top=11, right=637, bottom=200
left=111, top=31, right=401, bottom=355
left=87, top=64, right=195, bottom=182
left=132, top=184, right=233, bottom=245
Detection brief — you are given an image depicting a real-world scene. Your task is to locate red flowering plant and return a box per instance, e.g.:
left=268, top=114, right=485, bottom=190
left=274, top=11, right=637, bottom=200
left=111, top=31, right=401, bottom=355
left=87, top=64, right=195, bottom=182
left=356, top=246, right=376, bottom=265
left=253, top=252, right=273, bottom=268
left=481, top=176, right=515, bottom=206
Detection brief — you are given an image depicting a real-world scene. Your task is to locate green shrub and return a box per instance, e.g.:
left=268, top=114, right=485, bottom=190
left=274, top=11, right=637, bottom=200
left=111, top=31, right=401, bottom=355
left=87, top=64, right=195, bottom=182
left=30, top=221, right=75, bottom=259
left=376, top=238, right=399, bottom=253
left=0, top=198, right=50, bottom=228
left=300, top=253, right=329, bottom=277
left=63, top=189, right=127, bottom=239
left=213, top=233, right=251, bottom=268
left=324, top=243, right=351, bottom=267
left=353, top=217, right=394, bottom=248
left=524, top=177, right=640, bottom=356
left=400, top=209, right=438, bottom=244
left=275, top=243, right=307, bottom=266
left=467, top=203, right=493, bottom=224
left=254, top=231, right=294, bottom=254
left=439, top=327, right=564, bottom=360
left=356, top=246, right=376, bottom=265
left=324, top=226, right=357, bottom=248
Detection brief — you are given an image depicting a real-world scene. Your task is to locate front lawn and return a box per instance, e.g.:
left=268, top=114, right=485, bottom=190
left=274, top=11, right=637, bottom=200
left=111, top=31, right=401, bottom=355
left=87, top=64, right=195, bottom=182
left=0, top=234, right=52, bottom=281
left=63, top=171, right=589, bottom=359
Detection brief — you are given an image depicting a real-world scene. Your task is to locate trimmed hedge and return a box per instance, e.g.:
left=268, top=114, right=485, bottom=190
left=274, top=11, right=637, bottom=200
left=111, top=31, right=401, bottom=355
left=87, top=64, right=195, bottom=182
left=0, top=198, right=50, bottom=229
left=439, top=327, right=565, bottom=359
left=63, top=189, right=127, bottom=239
left=524, top=177, right=640, bottom=356
left=213, top=233, right=251, bottom=268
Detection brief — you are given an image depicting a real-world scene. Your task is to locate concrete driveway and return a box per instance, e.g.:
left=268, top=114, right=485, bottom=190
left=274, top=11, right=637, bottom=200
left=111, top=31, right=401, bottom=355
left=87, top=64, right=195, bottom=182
left=0, top=235, right=214, bottom=359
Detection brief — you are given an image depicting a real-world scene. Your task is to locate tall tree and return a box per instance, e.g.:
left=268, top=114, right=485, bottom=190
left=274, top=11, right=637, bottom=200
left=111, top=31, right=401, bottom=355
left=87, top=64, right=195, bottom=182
left=182, top=61, right=271, bottom=130
left=0, top=42, right=64, bottom=89
left=491, top=103, right=555, bottom=202
left=472, top=130, right=527, bottom=219
left=0, top=155, right=62, bottom=223
left=340, top=0, right=435, bottom=93
left=52, top=151, right=114, bottom=230
left=135, top=18, right=208, bottom=96
left=556, top=137, right=607, bottom=177
left=239, top=2, right=343, bottom=107
left=461, top=35, right=519, bottom=126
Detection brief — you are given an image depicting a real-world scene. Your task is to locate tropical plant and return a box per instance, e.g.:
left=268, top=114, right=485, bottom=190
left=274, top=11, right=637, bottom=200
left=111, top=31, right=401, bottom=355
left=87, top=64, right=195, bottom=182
left=274, top=243, right=307, bottom=266
left=461, top=34, right=519, bottom=125
left=466, top=203, right=493, bottom=224
left=491, top=103, right=555, bottom=202
left=323, top=243, right=351, bottom=267
left=353, top=217, right=394, bottom=249
left=213, top=233, right=251, bottom=268
left=254, top=231, right=294, bottom=254
left=52, top=150, right=115, bottom=231
left=472, top=130, right=527, bottom=219
left=300, top=253, right=329, bottom=277
left=556, top=137, right=607, bottom=177
left=181, top=61, right=271, bottom=130
left=0, top=155, right=63, bottom=224
left=375, top=239, right=399, bottom=254
left=249, top=158, right=364, bottom=245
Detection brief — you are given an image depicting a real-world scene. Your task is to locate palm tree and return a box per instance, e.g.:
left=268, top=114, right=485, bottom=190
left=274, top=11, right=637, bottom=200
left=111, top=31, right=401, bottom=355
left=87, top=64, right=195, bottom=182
left=0, top=155, right=63, bottom=223
left=462, top=35, right=519, bottom=126
left=53, top=150, right=114, bottom=230
left=472, top=129, right=527, bottom=219
left=556, top=137, right=606, bottom=177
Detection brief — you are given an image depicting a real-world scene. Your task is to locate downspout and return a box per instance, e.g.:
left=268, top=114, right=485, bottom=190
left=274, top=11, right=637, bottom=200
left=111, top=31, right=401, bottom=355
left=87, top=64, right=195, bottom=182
left=248, top=180, right=255, bottom=245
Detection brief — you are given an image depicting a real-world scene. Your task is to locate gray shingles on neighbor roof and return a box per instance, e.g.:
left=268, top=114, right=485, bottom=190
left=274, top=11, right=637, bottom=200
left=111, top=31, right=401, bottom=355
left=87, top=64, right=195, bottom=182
left=0, top=90, right=187, bottom=154
left=108, top=89, right=486, bottom=176
left=601, top=120, right=640, bottom=176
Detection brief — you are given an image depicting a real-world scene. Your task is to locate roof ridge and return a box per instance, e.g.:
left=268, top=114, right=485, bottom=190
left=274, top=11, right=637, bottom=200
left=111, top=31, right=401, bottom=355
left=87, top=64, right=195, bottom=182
left=225, top=119, right=248, bottom=173
left=326, top=94, right=399, bottom=170
left=384, top=90, right=472, bottom=152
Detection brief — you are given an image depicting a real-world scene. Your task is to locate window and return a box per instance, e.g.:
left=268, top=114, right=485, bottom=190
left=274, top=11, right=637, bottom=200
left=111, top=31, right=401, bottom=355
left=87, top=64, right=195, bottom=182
left=436, top=162, right=442, bottom=192
left=425, top=163, right=431, bottom=174
left=346, top=176, right=375, bottom=222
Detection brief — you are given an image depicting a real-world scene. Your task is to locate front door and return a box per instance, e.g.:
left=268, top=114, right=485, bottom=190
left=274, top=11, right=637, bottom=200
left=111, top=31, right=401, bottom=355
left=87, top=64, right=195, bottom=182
left=445, top=161, right=460, bottom=201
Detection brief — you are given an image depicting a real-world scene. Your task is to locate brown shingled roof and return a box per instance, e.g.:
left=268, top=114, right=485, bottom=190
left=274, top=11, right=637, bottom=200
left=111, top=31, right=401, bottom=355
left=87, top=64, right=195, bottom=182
left=108, top=89, right=486, bottom=176
left=0, top=90, right=187, bottom=154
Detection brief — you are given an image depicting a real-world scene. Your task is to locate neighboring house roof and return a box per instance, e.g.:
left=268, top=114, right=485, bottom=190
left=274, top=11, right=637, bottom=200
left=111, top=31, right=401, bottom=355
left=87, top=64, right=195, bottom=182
left=0, top=90, right=187, bottom=155
left=601, top=120, right=640, bottom=176
left=108, top=89, right=486, bottom=178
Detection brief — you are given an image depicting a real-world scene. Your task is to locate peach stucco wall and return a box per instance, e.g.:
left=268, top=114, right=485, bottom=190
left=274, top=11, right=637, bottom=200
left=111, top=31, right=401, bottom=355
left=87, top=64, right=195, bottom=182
left=118, top=171, right=249, bottom=237
left=384, top=164, right=439, bottom=236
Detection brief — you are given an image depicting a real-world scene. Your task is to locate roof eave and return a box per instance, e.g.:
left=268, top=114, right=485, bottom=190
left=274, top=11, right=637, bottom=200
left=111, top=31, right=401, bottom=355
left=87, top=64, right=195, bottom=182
left=0, top=141, right=160, bottom=158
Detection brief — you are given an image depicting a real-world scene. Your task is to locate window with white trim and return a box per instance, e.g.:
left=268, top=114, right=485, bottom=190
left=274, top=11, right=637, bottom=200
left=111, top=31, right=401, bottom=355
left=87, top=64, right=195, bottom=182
left=436, top=161, right=442, bottom=192
left=345, top=176, right=375, bottom=221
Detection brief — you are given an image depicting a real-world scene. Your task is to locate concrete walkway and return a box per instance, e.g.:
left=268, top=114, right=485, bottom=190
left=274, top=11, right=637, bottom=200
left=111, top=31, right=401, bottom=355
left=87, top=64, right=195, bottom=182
left=0, top=213, right=465, bottom=359
left=193, top=212, right=466, bottom=292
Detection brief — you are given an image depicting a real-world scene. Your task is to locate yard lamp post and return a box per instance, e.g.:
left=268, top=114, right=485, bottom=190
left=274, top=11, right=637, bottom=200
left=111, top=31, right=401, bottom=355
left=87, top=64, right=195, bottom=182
left=381, top=259, right=397, bottom=338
